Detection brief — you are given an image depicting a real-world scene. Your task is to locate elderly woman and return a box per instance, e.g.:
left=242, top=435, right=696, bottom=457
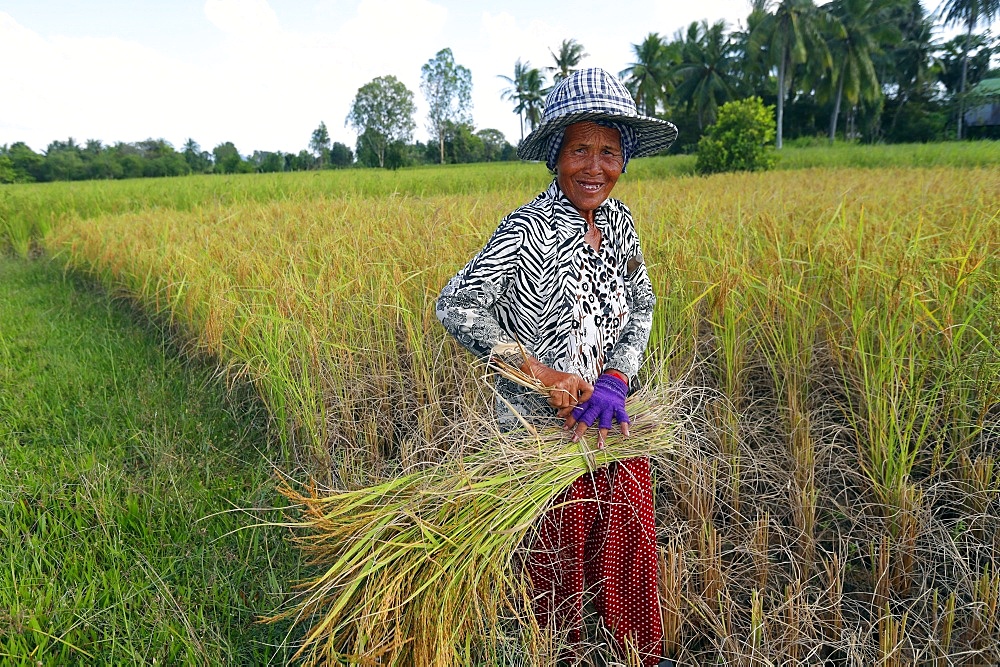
left=436, top=68, right=676, bottom=666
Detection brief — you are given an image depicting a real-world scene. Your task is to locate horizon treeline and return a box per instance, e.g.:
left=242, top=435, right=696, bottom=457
left=0, top=121, right=520, bottom=185
left=2, top=0, right=998, bottom=185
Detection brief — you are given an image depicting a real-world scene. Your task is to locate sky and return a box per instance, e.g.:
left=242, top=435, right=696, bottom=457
left=0, top=0, right=990, bottom=156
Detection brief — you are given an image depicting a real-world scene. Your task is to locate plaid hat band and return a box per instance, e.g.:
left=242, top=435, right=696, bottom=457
left=517, top=68, right=678, bottom=163
left=543, top=70, right=637, bottom=118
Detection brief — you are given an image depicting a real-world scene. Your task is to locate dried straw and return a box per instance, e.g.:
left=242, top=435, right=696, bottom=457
left=268, top=363, right=679, bottom=666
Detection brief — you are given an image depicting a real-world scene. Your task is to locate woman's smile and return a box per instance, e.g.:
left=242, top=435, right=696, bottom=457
left=556, top=122, right=624, bottom=223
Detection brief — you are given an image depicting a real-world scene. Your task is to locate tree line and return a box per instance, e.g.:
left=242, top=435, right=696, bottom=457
left=3, top=0, right=997, bottom=184
left=0, top=135, right=357, bottom=184
left=502, top=0, right=998, bottom=152
left=0, top=47, right=518, bottom=184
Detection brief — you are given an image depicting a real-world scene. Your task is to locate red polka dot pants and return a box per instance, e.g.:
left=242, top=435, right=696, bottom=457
left=526, top=457, right=663, bottom=666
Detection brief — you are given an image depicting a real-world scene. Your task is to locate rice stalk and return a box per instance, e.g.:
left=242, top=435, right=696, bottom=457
left=751, top=513, right=771, bottom=590
left=878, top=603, right=908, bottom=667
left=659, top=538, right=687, bottom=658
left=267, top=381, right=680, bottom=666
left=935, top=589, right=957, bottom=666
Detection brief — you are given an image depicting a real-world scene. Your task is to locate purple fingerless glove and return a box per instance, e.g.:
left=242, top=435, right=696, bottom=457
left=572, top=373, right=630, bottom=430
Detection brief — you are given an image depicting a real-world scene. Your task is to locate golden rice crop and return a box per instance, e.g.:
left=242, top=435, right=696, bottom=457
left=268, top=378, right=680, bottom=666
left=38, top=164, right=1000, bottom=664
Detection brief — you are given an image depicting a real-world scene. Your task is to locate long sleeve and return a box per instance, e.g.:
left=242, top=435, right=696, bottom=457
left=436, top=216, right=525, bottom=360
left=603, top=212, right=655, bottom=381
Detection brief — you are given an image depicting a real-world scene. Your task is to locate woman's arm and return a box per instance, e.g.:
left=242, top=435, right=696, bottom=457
left=435, top=216, right=523, bottom=359
left=604, top=230, right=656, bottom=383
left=437, top=215, right=593, bottom=410
left=604, top=259, right=655, bottom=380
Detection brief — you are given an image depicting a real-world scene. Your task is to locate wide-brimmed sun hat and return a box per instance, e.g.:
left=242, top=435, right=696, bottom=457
left=517, top=67, right=678, bottom=163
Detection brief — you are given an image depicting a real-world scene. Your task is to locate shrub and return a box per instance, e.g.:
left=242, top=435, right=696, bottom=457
left=696, top=97, right=778, bottom=174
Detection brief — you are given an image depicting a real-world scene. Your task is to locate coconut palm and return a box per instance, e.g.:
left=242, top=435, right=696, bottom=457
left=520, top=67, right=548, bottom=132
left=883, top=0, right=939, bottom=100
left=499, top=59, right=532, bottom=142
left=750, top=0, right=837, bottom=148
left=671, top=20, right=738, bottom=130
left=547, top=39, right=588, bottom=83
left=499, top=61, right=547, bottom=142
left=730, top=1, right=774, bottom=98
left=619, top=33, right=675, bottom=116
left=937, top=0, right=1000, bottom=138
left=823, top=0, right=898, bottom=142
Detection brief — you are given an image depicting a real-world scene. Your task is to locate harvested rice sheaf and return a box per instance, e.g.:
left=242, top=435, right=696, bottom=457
left=269, top=375, right=680, bottom=666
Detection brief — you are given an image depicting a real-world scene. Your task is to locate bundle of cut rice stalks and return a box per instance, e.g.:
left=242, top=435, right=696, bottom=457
left=268, top=365, right=680, bottom=666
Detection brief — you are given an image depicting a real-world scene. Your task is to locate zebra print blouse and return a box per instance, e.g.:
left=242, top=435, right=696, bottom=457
left=437, top=179, right=656, bottom=427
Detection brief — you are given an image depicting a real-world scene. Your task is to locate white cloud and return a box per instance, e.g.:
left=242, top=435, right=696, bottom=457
left=0, top=12, right=199, bottom=150
left=204, top=0, right=281, bottom=37
left=330, top=0, right=450, bottom=107
left=0, top=1, right=460, bottom=154
left=472, top=11, right=560, bottom=139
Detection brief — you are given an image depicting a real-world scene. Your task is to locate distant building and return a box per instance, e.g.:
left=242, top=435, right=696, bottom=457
left=964, top=78, right=1000, bottom=127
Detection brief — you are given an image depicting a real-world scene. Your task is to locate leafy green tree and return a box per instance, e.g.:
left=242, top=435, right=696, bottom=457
left=83, top=139, right=103, bottom=158
left=329, top=142, right=353, bottom=168
left=183, top=138, right=212, bottom=173
left=0, top=154, right=15, bottom=184
left=87, top=152, right=123, bottom=180
left=475, top=128, right=510, bottom=161
left=289, top=150, right=316, bottom=171
left=355, top=128, right=383, bottom=168
left=44, top=138, right=85, bottom=181
left=547, top=38, right=588, bottom=82
left=136, top=139, right=189, bottom=177
left=750, top=0, right=837, bottom=148
left=110, top=143, right=145, bottom=179
left=439, top=121, right=484, bottom=163
left=938, top=0, right=1000, bottom=138
left=253, top=151, right=285, bottom=173
left=347, top=75, right=416, bottom=169
left=696, top=97, right=777, bottom=174
left=421, top=48, right=473, bottom=164
left=822, top=0, right=898, bottom=143
left=310, top=122, right=331, bottom=168
left=6, top=142, right=44, bottom=182
left=212, top=142, right=245, bottom=174
left=671, top=20, right=738, bottom=130
left=620, top=33, right=675, bottom=116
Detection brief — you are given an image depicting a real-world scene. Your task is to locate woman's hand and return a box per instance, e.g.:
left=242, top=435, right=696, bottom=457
left=559, top=373, right=631, bottom=448
left=524, top=358, right=593, bottom=411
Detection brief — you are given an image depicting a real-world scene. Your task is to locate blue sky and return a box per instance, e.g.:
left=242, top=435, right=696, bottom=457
left=0, top=0, right=985, bottom=156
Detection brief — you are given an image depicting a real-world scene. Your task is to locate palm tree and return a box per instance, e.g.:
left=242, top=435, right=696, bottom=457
left=499, top=59, right=532, bottom=142
left=547, top=39, right=588, bottom=82
left=937, top=0, right=1000, bottom=138
left=520, top=67, right=548, bottom=132
left=499, top=61, right=547, bottom=142
left=750, top=0, right=837, bottom=148
left=874, top=0, right=940, bottom=138
left=823, top=0, right=898, bottom=142
left=619, top=33, right=674, bottom=116
left=671, top=20, right=738, bottom=130
left=730, top=1, right=774, bottom=98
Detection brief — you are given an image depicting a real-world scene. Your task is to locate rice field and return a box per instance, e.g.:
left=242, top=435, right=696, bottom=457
left=3, top=143, right=999, bottom=664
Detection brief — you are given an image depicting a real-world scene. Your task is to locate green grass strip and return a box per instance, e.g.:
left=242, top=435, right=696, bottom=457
left=0, top=256, right=300, bottom=664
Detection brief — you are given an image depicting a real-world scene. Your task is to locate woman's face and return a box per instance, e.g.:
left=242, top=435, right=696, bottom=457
left=556, top=122, right=623, bottom=219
